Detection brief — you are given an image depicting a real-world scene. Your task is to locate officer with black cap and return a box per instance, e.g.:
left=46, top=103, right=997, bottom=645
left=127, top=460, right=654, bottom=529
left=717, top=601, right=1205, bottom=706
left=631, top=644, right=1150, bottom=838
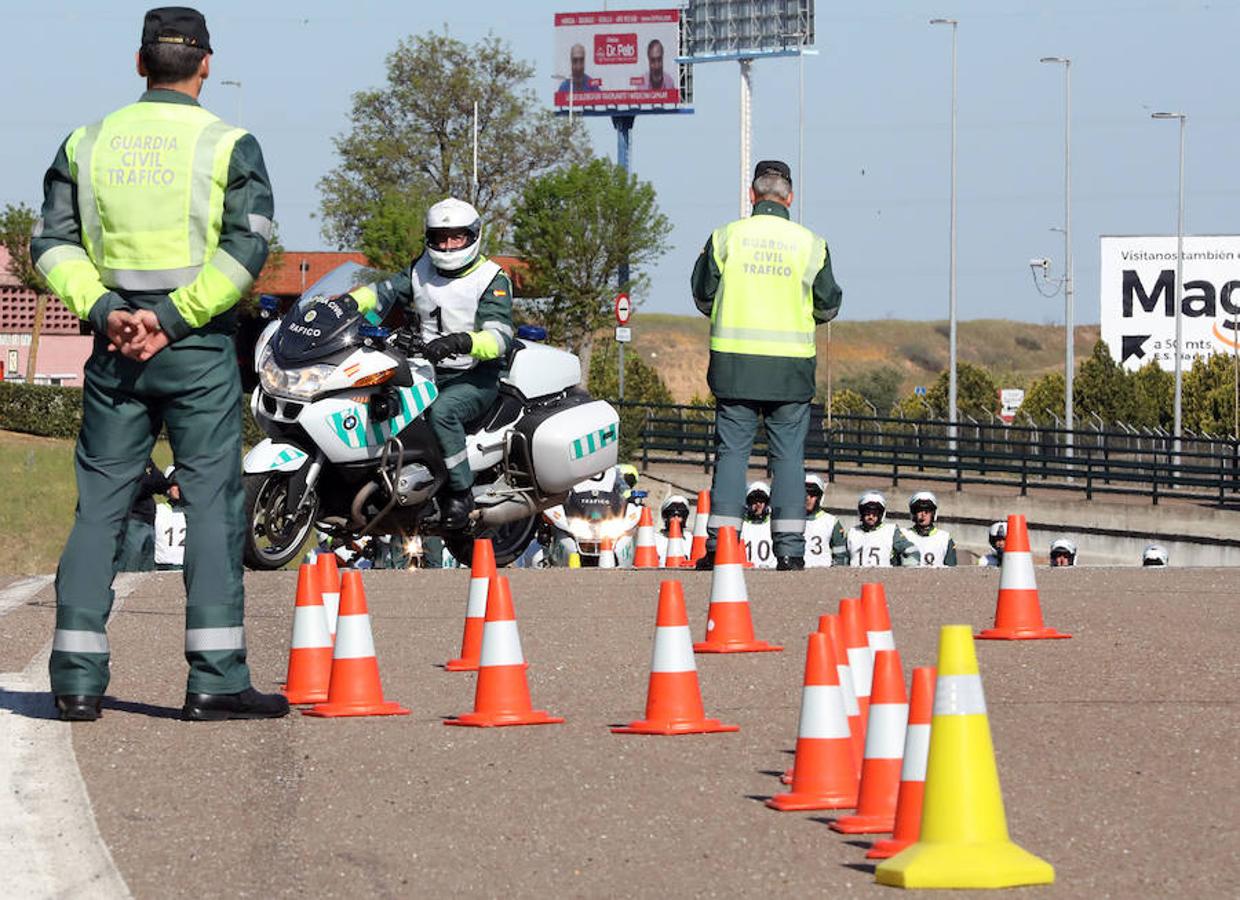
left=31, top=7, right=287, bottom=721
left=690, top=160, right=843, bottom=570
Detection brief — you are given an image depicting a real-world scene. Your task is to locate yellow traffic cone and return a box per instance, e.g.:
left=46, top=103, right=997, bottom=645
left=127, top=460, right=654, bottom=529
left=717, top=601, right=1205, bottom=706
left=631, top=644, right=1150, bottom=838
left=875, top=625, right=1054, bottom=890
left=568, top=551, right=581, bottom=569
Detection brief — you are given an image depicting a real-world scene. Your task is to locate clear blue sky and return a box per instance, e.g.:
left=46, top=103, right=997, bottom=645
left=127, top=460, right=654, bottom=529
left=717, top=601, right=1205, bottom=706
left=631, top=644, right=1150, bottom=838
left=2, top=1, right=1236, bottom=324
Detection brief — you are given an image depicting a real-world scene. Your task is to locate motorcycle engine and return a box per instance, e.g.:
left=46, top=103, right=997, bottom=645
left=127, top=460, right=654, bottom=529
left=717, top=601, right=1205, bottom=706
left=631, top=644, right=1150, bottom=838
left=395, top=463, right=435, bottom=507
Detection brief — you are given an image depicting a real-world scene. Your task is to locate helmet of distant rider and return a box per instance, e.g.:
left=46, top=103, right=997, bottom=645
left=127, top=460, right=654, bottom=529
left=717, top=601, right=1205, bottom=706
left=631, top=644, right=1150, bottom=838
left=988, top=521, right=1007, bottom=550
left=1049, top=537, right=1078, bottom=565
left=619, top=463, right=640, bottom=491
left=1142, top=543, right=1169, bottom=567
left=745, top=481, right=771, bottom=520
left=805, top=473, right=825, bottom=513
left=857, top=490, right=887, bottom=526
left=425, top=197, right=482, bottom=272
left=907, top=490, right=938, bottom=525
left=660, top=494, right=690, bottom=530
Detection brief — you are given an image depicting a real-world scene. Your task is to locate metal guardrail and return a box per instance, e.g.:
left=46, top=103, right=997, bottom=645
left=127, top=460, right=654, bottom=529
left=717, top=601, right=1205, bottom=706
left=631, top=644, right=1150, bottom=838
left=628, top=402, right=1240, bottom=506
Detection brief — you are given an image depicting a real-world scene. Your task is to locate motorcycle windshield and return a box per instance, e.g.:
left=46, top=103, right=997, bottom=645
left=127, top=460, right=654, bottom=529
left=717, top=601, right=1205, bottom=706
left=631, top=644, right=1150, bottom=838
left=295, top=262, right=389, bottom=318
left=564, top=487, right=626, bottom=521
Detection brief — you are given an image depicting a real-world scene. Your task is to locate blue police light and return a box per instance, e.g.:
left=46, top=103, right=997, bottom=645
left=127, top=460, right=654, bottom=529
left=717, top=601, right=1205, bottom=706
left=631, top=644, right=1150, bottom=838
left=358, top=324, right=390, bottom=341
left=631, top=490, right=648, bottom=500
left=517, top=325, right=547, bottom=342
left=259, top=294, right=280, bottom=312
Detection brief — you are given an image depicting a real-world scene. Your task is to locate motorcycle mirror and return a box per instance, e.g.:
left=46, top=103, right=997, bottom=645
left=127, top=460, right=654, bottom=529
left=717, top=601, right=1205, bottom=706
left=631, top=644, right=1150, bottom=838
left=358, top=323, right=391, bottom=348
left=517, top=324, right=547, bottom=342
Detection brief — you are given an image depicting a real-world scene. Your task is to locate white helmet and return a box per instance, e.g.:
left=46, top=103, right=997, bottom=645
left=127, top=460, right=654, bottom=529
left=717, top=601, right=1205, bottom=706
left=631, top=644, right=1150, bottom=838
left=858, top=490, right=887, bottom=524
left=988, top=521, right=1007, bottom=551
left=1142, top=544, right=1169, bottom=566
left=163, top=465, right=176, bottom=479
left=660, top=494, right=690, bottom=528
left=805, top=473, right=826, bottom=494
left=908, top=490, right=938, bottom=517
left=425, top=198, right=482, bottom=272
left=1049, top=538, right=1077, bottom=565
left=746, top=480, right=770, bottom=501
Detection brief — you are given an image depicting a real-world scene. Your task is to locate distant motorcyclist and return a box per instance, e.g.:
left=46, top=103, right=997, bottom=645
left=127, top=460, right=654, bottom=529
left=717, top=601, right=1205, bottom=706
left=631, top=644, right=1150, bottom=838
left=803, top=474, right=847, bottom=567
left=349, top=197, right=514, bottom=529
left=741, top=480, right=776, bottom=569
left=1142, top=544, right=1169, bottom=567
left=846, top=490, right=920, bottom=567
left=904, top=491, right=957, bottom=567
left=977, top=521, right=1007, bottom=567
left=655, top=494, right=691, bottom=565
left=1049, top=538, right=1077, bottom=567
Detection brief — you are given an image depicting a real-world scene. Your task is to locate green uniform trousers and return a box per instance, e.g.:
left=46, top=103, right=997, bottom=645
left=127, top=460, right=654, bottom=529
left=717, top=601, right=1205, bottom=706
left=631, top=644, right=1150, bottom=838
left=115, top=518, right=155, bottom=572
left=51, top=333, right=251, bottom=697
left=425, top=368, right=497, bottom=492
left=707, top=399, right=810, bottom=557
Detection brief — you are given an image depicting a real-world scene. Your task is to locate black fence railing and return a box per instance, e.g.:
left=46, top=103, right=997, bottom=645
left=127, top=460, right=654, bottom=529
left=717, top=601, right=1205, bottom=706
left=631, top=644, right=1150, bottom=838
left=628, top=402, right=1240, bottom=505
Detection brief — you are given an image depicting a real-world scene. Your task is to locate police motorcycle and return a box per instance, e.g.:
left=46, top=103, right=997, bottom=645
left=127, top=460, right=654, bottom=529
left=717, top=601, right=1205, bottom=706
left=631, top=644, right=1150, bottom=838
left=542, top=466, right=645, bottom=567
left=242, top=262, right=620, bottom=569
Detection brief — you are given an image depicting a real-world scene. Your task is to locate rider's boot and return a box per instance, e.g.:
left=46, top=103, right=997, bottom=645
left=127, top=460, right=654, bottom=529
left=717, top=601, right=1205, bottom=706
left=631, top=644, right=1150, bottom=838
left=441, top=489, right=475, bottom=530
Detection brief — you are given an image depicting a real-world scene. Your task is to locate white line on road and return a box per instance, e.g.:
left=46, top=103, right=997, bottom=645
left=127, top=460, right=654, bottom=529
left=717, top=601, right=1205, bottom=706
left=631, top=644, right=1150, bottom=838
left=0, top=572, right=145, bottom=900
left=0, top=574, right=54, bottom=618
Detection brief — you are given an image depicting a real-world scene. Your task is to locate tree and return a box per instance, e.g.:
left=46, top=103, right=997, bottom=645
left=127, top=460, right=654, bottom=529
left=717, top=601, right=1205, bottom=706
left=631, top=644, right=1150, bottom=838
left=925, top=361, right=998, bottom=419
left=1019, top=371, right=1065, bottom=425
left=828, top=388, right=872, bottom=417
left=1126, top=361, right=1173, bottom=429
left=1072, top=340, right=1127, bottom=423
left=512, top=158, right=670, bottom=365
left=318, top=31, right=588, bottom=255
left=0, top=203, right=50, bottom=382
left=890, top=392, right=934, bottom=421
left=588, top=341, right=673, bottom=462
left=1182, top=352, right=1236, bottom=436
left=838, top=365, right=903, bottom=415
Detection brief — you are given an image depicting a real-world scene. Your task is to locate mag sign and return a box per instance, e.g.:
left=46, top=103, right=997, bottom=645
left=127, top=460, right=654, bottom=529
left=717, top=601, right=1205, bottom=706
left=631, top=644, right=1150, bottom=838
left=554, top=9, right=682, bottom=109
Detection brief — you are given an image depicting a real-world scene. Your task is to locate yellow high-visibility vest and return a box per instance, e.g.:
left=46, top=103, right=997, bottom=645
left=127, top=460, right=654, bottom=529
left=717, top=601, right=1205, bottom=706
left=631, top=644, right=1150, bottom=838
left=709, top=214, right=826, bottom=359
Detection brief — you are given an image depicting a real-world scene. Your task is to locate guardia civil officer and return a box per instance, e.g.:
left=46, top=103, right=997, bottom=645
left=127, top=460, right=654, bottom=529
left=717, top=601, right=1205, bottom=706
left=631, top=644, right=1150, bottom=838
left=904, top=491, right=957, bottom=567
left=32, top=8, right=287, bottom=721
left=349, top=198, right=514, bottom=528
left=690, top=160, right=842, bottom=571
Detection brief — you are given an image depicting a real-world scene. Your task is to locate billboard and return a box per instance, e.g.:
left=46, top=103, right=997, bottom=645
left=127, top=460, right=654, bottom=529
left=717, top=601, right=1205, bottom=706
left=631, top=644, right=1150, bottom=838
left=1100, top=235, right=1240, bottom=372
left=683, top=0, right=814, bottom=61
left=554, top=9, right=683, bottom=109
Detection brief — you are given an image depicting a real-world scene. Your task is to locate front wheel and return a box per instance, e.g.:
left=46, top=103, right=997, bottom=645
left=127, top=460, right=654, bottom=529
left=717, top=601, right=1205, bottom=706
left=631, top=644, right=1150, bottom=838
left=445, top=513, right=538, bottom=568
left=243, top=471, right=320, bottom=570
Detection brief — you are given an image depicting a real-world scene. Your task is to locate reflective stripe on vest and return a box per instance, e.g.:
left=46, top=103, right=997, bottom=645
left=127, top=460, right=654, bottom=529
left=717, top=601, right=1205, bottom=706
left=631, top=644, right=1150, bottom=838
left=709, top=215, right=825, bottom=359
left=67, top=103, right=245, bottom=291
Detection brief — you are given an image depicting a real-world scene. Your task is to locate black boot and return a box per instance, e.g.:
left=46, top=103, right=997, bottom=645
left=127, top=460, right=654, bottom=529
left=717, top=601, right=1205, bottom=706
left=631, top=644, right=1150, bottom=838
left=182, top=687, right=290, bottom=721
left=56, top=694, right=102, bottom=722
left=440, top=489, right=475, bottom=530
left=694, top=551, right=715, bottom=571
left=775, top=556, right=805, bottom=571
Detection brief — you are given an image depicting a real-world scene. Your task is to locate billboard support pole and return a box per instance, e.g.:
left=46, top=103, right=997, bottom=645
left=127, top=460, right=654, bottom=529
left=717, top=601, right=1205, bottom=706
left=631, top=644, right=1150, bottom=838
left=613, top=114, right=636, bottom=404
left=739, top=58, right=753, bottom=218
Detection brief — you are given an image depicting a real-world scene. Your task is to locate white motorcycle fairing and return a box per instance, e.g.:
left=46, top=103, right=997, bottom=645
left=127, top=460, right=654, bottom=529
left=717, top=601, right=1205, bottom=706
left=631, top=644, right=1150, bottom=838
left=243, top=438, right=309, bottom=474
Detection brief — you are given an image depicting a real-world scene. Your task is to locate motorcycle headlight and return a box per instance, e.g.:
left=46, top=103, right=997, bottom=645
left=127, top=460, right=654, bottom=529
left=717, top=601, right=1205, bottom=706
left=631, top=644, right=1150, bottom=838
left=258, top=347, right=335, bottom=400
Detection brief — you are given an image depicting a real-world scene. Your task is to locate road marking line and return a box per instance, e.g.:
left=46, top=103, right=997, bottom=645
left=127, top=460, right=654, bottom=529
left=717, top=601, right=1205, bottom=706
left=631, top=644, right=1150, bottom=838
left=0, top=572, right=145, bottom=900
left=0, top=575, right=54, bottom=618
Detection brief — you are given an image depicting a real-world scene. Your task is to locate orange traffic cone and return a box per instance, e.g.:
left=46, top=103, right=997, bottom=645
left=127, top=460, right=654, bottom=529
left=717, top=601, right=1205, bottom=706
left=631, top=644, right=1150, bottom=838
left=446, top=576, right=564, bottom=727
left=316, top=550, right=342, bottom=638
left=598, top=538, right=617, bottom=569
left=830, top=648, right=909, bottom=833
left=694, top=526, right=782, bottom=653
left=689, top=491, right=710, bottom=564
left=612, top=581, right=739, bottom=735
left=868, top=666, right=937, bottom=859
left=839, top=597, right=873, bottom=732
left=664, top=517, right=688, bottom=568
left=977, top=514, right=1072, bottom=641
left=305, top=571, right=410, bottom=717
left=862, top=582, right=896, bottom=654
left=282, top=562, right=333, bottom=704
left=633, top=506, right=659, bottom=567
left=767, top=631, right=859, bottom=810
left=445, top=538, right=495, bottom=672
left=782, top=612, right=862, bottom=786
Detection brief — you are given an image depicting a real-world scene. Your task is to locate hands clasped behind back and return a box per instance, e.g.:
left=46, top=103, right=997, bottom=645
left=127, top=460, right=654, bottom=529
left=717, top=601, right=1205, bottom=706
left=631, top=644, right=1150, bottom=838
left=105, top=308, right=169, bottom=361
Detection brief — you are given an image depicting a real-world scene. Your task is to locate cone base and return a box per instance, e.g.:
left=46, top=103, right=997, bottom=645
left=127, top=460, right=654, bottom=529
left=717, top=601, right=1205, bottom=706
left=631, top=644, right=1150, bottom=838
left=693, top=640, right=783, bottom=654
left=443, top=658, right=479, bottom=671
left=611, top=717, right=739, bottom=735
left=303, top=700, right=411, bottom=717
left=866, top=838, right=913, bottom=860
left=875, top=840, right=1055, bottom=889
left=976, top=626, right=1072, bottom=640
left=829, top=813, right=895, bottom=834
left=445, top=709, right=564, bottom=727
left=765, top=790, right=857, bottom=811
left=281, top=687, right=328, bottom=704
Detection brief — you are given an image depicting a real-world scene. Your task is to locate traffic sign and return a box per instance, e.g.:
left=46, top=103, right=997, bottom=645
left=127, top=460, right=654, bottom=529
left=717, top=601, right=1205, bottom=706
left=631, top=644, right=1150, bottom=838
left=614, top=293, right=632, bottom=325
left=614, top=326, right=632, bottom=343
left=914, top=385, right=927, bottom=396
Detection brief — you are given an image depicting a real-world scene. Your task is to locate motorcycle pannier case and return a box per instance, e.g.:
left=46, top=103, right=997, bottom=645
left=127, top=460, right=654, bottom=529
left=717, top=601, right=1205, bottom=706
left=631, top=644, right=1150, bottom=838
left=513, top=396, right=620, bottom=495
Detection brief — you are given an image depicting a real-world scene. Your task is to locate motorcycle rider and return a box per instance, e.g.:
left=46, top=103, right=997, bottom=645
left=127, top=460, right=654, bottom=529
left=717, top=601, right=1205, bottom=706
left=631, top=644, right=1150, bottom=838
left=348, top=198, right=514, bottom=528
left=1049, top=538, right=1077, bottom=567
left=741, top=480, right=777, bottom=568
left=977, top=521, right=1006, bottom=567
left=655, top=494, right=691, bottom=565
left=846, top=490, right=920, bottom=567
left=904, top=491, right=957, bottom=567
left=803, top=474, right=847, bottom=567
left=1142, top=544, right=1169, bottom=567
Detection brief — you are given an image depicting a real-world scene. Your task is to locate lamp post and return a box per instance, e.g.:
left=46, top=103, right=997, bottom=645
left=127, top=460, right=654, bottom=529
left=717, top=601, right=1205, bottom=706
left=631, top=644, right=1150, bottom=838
left=1040, top=56, right=1073, bottom=455
left=930, top=18, right=958, bottom=441
left=219, top=79, right=242, bottom=125
left=1152, top=112, right=1186, bottom=458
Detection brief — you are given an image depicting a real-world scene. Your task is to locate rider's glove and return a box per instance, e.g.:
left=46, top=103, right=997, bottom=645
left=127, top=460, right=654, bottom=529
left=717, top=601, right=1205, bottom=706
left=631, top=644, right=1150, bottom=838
left=424, top=332, right=474, bottom=364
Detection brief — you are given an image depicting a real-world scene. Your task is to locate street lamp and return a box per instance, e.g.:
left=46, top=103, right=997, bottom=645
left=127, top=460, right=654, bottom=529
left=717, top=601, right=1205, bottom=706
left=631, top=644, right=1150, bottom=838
left=930, top=18, right=958, bottom=439
left=1151, top=111, right=1187, bottom=456
left=219, top=79, right=242, bottom=125
left=1040, top=56, right=1073, bottom=454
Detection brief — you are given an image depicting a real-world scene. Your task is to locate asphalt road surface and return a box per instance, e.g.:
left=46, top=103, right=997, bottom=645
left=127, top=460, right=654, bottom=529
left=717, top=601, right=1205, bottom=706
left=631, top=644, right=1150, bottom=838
left=2, top=567, right=1237, bottom=898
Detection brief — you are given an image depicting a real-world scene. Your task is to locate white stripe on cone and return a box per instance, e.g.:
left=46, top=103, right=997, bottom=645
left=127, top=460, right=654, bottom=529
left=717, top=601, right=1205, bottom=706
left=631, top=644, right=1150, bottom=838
left=848, top=645, right=874, bottom=697
left=867, top=629, right=895, bottom=652
left=934, top=674, right=987, bottom=716
left=465, top=577, right=488, bottom=617
left=709, top=564, right=749, bottom=603
left=998, top=552, right=1038, bottom=591
left=837, top=663, right=861, bottom=716
left=901, top=723, right=932, bottom=782
left=291, top=605, right=331, bottom=649
left=479, top=619, right=525, bottom=667
left=862, top=703, right=909, bottom=759
left=636, top=525, right=657, bottom=548
left=650, top=625, right=697, bottom=673
left=693, top=511, right=708, bottom=538
left=333, top=614, right=376, bottom=660
left=599, top=548, right=616, bottom=568
left=321, top=591, right=340, bottom=636
left=798, top=685, right=853, bottom=740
